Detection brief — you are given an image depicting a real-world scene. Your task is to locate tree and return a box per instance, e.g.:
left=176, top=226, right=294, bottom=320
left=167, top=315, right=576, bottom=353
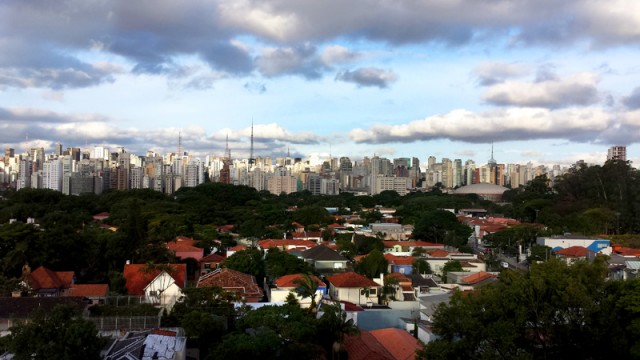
left=7, top=304, right=104, bottom=360
left=412, top=210, right=472, bottom=248
left=223, top=249, right=266, bottom=285
left=413, top=258, right=431, bottom=275
left=440, top=260, right=463, bottom=282
left=293, top=274, right=320, bottom=312
left=419, top=258, right=640, bottom=360
left=265, top=247, right=313, bottom=279
left=317, top=303, right=359, bottom=359
left=354, top=249, right=387, bottom=278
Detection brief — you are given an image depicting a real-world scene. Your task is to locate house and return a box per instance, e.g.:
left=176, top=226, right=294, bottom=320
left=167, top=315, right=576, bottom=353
left=196, top=268, right=263, bottom=302
left=344, top=328, right=422, bottom=360
left=292, top=231, right=323, bottom=242
left=327, top=272, right=380, bottom=306
left=301, top=245, right=349, bottom=271
left=166, top=236, right=204, bottom=261
left=537, top=235, right=612, bottom=255
left=0, top=297, right=88, bottom=335
left=64, top=284, right=109, bottom=304
left=269, top=273, right=326, bottom=307
left=92, top=212, right=110, bottom=222
left=24, top=266, right=74, bottom=297
left=123, top=264, right=186, bottom=309
left=383, top=273, right=415, bottom=301
left=199, top=253, right=225, bottom=275
left=384, top=254, right=414, bottom=275
left=554, top=246, right=596, bottom=264
left=226, top=245, right=246, bottom=257
left=446, top=271, right=497, bottom=288
left=103, top=328, right=187, bottom=360
left=257, top=239, right=317, bottom=252
left=383, top=241, right=444, bottom=256
left=409, top=274, right=440, bottom=297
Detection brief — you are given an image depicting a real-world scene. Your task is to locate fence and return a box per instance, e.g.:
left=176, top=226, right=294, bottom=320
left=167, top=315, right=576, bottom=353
left=87, top=315, right=161, bottom=332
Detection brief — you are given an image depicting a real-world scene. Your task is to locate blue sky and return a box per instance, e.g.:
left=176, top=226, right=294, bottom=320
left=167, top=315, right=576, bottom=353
left=2, top=0, right=640, bottom=167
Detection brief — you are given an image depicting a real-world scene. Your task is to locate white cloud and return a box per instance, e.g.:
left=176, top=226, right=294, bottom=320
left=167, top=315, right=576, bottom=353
left=481, top=73, right=601, bottom=108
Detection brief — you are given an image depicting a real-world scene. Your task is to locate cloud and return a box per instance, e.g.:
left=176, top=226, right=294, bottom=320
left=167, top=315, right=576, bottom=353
left=622, top=87, right=640, bottom=110
left=481, top=73, right=601, bottom=108
left=349, top=107, right=612, bottom=144
left=335, top=67, right=398, bottom=88
left=474, top=61, right=530, bottom=86
left=320, top=45, right=361, bottom=65
left=256, top=44, right=326, bottom=79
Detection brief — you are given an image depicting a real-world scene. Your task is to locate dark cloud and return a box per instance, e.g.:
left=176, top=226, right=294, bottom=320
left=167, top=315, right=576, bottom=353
left=256, top=44, right=327, bottom=79
left=474, top=61, right=530, bottom=86
left=335, top=67, right=397, bottom=88
left=622, top=87, right=640, bottom=110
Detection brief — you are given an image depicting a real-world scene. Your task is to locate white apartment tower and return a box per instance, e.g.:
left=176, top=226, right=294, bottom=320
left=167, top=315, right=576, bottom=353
left=607, top=146, right=627, bottom=161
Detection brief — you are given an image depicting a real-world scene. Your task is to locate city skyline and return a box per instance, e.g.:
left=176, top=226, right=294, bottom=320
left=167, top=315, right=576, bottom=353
left=2, top=1, right=640, bottom=166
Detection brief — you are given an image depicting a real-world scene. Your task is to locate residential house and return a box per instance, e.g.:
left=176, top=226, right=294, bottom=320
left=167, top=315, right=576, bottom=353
left=301, top=245, right=349, bottom=272
left=123, top=264, right=186, bottom=309
left=226, top=245, right=246, bottom=257
left=292, top=231, right=323, bottom=243
left=269, top=273, right=326, bottom=307
left=199, top=253, right=225, bottom=275
left=409, top=274, right=440, bottom=297
left=554, top=246, right=596, bottom=264
left=344, top=328, right=422, bottom=360
left=383, top=241, right=444, bottom=256
left=24, top=266, right=74, bottom=297
left=196, top=268, right=263, bottom=302
left=383, top=273, right=416, bottom=302
left=384, top=254, right=415, bottom=275
left=258, top=239, right=317, bottom=252
left=166, top=236, right=204, bottom=262
left=537, top=235, right=612, bottom=255
left=446, top=271, right=497, bottom=289
left=327, top=272, right=380, bottom=306
left=425, top=250, right=483, bottom=275
left=64, top=284, right=109, bottom=304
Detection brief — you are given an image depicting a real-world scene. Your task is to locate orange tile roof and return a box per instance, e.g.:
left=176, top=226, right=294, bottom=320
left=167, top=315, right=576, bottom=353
left=27, top=266, right=73, bottom=291
left=66, top=284, right=109, bottom=297
left=461, top=271, right=496, bottom=285
left=344, top=330, right=394, bottom=360
left=427, top=249, right=450, bottom=258
left=274, top=273, right=324, bottom=288
left=554, top=246, right=594, bottom=258
left=616, top=247, right=640, bottom=256
left=228, top=245, right=247, bottom=251
left=152, top=329, right=177, bottom=337
left=369, top=328, right=422, bottom=360
left=196, top=268, right=263, bottom=300
left=123, top=264, right=187, bottom=296
left=384, top=254, right=414, bottom=266
left=385, top=272, right=411, bottom=283
left=167, top=237, right=204, bottom=253
left=327, top=272, right=379, bottom=288
left=292, top=231, right=322, bottom=238
left=200, top=253, right=225, bottom=263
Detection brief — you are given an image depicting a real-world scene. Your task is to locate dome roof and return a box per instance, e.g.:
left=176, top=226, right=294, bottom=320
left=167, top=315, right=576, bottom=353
left=454, top=183, right=509, bottom=195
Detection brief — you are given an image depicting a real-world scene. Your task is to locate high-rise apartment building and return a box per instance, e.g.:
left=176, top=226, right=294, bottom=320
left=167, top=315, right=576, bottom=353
left=607, top=146, right=626, bottom=161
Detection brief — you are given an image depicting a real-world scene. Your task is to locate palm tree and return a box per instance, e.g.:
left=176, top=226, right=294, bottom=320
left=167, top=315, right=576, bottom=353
left=320, top=303, right=359, bottom=360
left=293, top=273, right=319, bottom=312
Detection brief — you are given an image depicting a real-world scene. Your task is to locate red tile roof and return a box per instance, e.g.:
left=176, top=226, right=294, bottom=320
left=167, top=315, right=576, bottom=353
left=344, top=330, right=395, bottom=360
left=384, top=254, right=414, bottom=266
left=152, top=329, right=177, bottom=337
left=615, top=247, right=640, bottom=257
left=327, top=272, right=380, bottom=288
left=228, top=245, right=247, bottom=251
left=167, top=237, right=204, bottom=253
left=461, top=271, right=496, bottom=285
left=196, top=268, right=263, bottom=301
left=427, top=249, right=450, bottom=258
left=385, top=272, right=411, bottom=283
left=27, top=266, right=74, bottom=291
left=369, top=328, right=422, bottom=360
left=200, top=253, right=225, bottom=263
left=275, top=273, right=324, bottom=288
left=292, top=231, right=322, bottom=238
left=66, top=284, right=109, bottom=297
left=123, top=264, right=187, bottom=296
left=554, top=246, right=594, bottom=258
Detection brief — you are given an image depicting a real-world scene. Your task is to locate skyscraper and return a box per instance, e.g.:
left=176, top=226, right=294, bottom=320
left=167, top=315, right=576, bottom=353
left=607, top=146, right=626, bottom=161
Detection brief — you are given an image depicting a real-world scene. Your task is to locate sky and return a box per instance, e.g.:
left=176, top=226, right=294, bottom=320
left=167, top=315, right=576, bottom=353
left=2, top=0, right=640, bottom=167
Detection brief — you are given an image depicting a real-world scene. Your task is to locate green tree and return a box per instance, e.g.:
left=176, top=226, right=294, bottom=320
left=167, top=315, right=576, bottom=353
left=7, top=304, right=104, bottom=360
left=265, top=247, right=313, bottom=279
left=293, top=274, right=320, bottom=313
left=440, top=260, right=463, bottom=282
left=223, top=249, right=266, bottom=285
left=413, top=210, right=472, bottom=247
left=413, top=258, right=431, bottom=275
left=354, top=249, right=388, bottom=278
